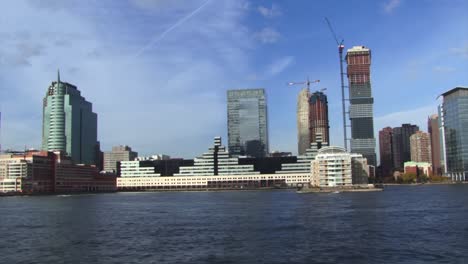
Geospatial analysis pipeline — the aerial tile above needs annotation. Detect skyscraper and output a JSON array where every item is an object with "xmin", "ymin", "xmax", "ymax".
[
  {"xmin": 227, "ymin": 89, "xmax": 268, "ymax": 157},
  {"xmin": 309, "ymin": 91, "xmax": 330, "ymax": 146},
  {"xmin": 440, "ymin": 87, "xmax": 468, "ymax": 181},
  {"xmin": 346, "ymin": 46, "xmax": 376, "ymax": 166},
  {"xmin": 392, "ymin": 124, "xmax": 419, "ymax": 170},
  {"xmin": 297, "ymin": 88, "xmax": 310, "ymax": 155},
  {"xmin": 428, "ymin": 114, "xmax": 442, "ymax": 175},
  {"xmin": 410, "ymin": 131, "xmax": 432, "ymax": 163},
  {"xmin": 42, "ymin": 71, "xmax": 98, "ymax": 165},
  {"xmin": 379, "ymin": 127, "xmax": 393, "ymax": 177}
]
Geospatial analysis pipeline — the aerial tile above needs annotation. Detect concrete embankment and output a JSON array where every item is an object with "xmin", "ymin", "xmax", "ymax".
[{"xmin": 297, "ymin": 185, "xmax": 383, "ymax": 193}]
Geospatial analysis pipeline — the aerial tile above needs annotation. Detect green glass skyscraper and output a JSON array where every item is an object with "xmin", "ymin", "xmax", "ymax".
[{"xmin": 42, "ymin": 71, "xmax": 98, "ymax": 165}]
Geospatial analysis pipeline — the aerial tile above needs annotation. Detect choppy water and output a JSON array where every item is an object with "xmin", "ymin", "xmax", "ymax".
[{"xmin": 1, "ymin": 185, "xmax": 467, "ymax": 264}]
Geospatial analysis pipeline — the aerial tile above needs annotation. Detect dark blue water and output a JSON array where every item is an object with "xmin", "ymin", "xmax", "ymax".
[{"xmin": 1, "ymin": 185, "xmax": 467, "ymax": 264}]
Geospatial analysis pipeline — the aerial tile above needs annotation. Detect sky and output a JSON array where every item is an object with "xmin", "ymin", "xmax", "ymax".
[{"xmin": 0, "ymin": 0, "xmax": 467, "ymax": 161}]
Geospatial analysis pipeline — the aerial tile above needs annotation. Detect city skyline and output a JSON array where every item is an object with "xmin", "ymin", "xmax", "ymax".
[{"xmin": 0, "ymin": 0, "xmax": 467, "ymax": 159}]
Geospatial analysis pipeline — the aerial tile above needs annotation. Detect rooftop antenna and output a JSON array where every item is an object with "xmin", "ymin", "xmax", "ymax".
[{"xmin": 325, "ymin": 17, "xmax": 348, "ymax": 151}]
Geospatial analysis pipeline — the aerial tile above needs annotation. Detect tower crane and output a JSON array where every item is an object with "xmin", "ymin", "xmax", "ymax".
[
  {"xmin": 287, "ymin": 78, "xmax": 320, "ymax": 91},
  {"xmin": 325, "ymin": 17, "xmax": 348, "ymax": 151}
]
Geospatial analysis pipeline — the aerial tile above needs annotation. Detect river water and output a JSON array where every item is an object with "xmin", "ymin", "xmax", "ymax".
[{"xmin": 0, "ymin": 185, "xmax": 467, "ymax": 263}]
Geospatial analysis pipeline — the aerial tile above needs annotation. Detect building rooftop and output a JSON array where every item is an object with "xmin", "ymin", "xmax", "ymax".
[
  {"xmin": 441, "ymin": 86, "xmax": 468, "ymax": 97},
  {"xmin": 347, "ymin": 46, "xmax": 370, "ymax": 53}
]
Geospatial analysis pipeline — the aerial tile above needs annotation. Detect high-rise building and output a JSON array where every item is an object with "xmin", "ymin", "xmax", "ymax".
[
  {"xmin": 42, "ymin": 71, "xmax": 98, "ymax": 165},
  {"xmin": 346, "ymin": 46, "xmax": 376, "ymax": 166},
  {"xmin": 297, "ymin": 88, "xmax": 310, "ymax": 155},
  {"xmin": 309, "ymin": 91, "xmax": 330, "ymax": 146},
  {"xmin": 392, "ymin": 124, "xmax": 419, "ymax": 170},
  {"xmin": 227, "ymin": 89, "xmax": 269, "ymax": 157},
  {"xmin": 103, "ymin": 145, "xmax": 138, "ymax": 173},
  {"xmin": 379, "ymin": 127, "xmax": 393, "ymax": 176},
  {"xmin": 440, "ymin": 87, "xmax": 468, "ymax": 181},
  {"xmin": 428, "ymin": 114, "xmax": 442, "ymax": 175},
  {"xmin": 410, "ymin": 131, "xmax": 432, "ymax": 163}
]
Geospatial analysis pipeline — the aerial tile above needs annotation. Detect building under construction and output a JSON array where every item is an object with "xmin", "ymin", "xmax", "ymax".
[{"xmin": 346, "ymin": 46, "xmax": 376, "ymax": 167}]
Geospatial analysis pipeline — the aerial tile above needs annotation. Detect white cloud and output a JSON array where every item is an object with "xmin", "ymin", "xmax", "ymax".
[
  {"xmin": 375, "ymin": 104, "xmax": 438, "ymax": 133},
  {"xmin": 258, "ymin": 4, "xmax": 282, "ymax": 18},
  {"xmin": 254, "ymin": 27, "xmax": 281, "ymax": 44},
  {"xmin": 450, "ymin": 43, "xmax": 468, "ymax": 59},
  {"xmin": 266, "ymin": 56, "xmax": 295, "ymax": 76},
  {"xmin": 433, "ymin": 66, "xmax": 456, "ymax": 73},
  {"xmin": 383, "ymin": 0, "xmax": 402, "ymax": 14}
]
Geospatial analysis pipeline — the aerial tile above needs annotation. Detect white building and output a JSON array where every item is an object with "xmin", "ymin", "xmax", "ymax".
[
  {"xmin": 278, "ymin": 133, "xmax": 328, "ymax": 173},
  {"xmin": 119, "ymin": 161, "xmax": 161, "ymax": 177},
  {"xmin": 311, "ymin": 146, "xmax": 369, "ymax": 188},
  {"xmin": 175, "ymin": 137, "xmax": 259, "ymax": 176}
]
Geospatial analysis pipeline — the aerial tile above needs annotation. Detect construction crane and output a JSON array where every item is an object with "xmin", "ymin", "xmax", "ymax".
[
  {"xmin": 325, "ymin": 17, "xmax": 348, "ymax": 151},
  {"xmin": 287, "ymin": 78, "xmax": 320, "ymax": 91}
]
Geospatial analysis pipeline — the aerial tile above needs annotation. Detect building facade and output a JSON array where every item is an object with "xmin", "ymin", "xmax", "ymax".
[
  {"xmin": 278, "ymin": 133, "xmax": 328, "ymax": 173},
  {"xmin": 42, "ymin": 71, "xmax": 98, "ymax": 165},
  {"xmin": 440, "ymin": 87, "xmax": 468, "ymax": 181},
  {"xmin": 310, "ymin": 146, "xmax": 369, "ymax": 188},
  {"xmin": 297, "ymin": 88, "xmax": 311, "ymax": 155},
  {"xmin": 227, "ymin": 89, "xmax": 269, "ymax": 157},
  {"xmin": 309, "ymin": 91, "xmax": 330, "ymax": 146},
  {"xmin": 104, "ymin": 145, "xmax": 138, "ymax": 173},
  {"xmin": 428, "ymin": 114, "xmax": 442, "ymax": 175},
  {"xmin": 175, "ymin": 137, "xmax": 259, "ymax": 176},
  {"xmin": 346, "ymin": 46, "xmax": 376, "ymax": 166},
  {"xmin": 0, "ymin": 151, "xmax": 115, "ymax": 193},
  {"xmin": 379, "ymin": 127, "xmax": 393, "ymax": 177},
  {"xmin": 410, "ymin": 131, "xmax": 432, "ymax": 164},
  {"xmin": 392, "ymin": 124, "xmax": 419, "ymax": 170},
  {"xmin": 404, "ymin": 161, "xmax": 432, "ymax": 177}
]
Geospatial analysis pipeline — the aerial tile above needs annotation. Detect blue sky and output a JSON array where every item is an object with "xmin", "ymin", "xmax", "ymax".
[{"xmin": 0, "ymin": 0, "xmax": 467, "ymax": 160}]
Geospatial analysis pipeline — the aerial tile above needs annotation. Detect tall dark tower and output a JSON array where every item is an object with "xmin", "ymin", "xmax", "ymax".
[
  {"xmin": 379, "ymin": 127, "xmax": 393, "ymax": 176},
  {"xmin": 346, "ymin": 46, "xmax": 376, "ymax": 166},
  {"xmin": 309, "ymin": 91, "xmax": 329, "ymax": 145}
]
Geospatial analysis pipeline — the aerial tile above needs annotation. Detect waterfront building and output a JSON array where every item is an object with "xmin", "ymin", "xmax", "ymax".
[
  {"xmin": 238, "ymin": 156, "xmax": 297, "ymax": 174},
  {"xmin": 440, "ymin": 87, "xmax": 468, "ymax": 181},
  {"xmin": 278, "ymin": 133, "xmax": 328, "ymax": 173},
  {"xmin": 404, "ymin": 161, "xmax": 432, "ymax": 177},
  {"xmin": 103, "ymin": 145, "xmax": 138, "ymax": 173},
  {"xmin": 428, "ymin": 114, "xmax": 442, "ymax": 175},
  {"xmin": 118, "ymin": 159, "xmax": 193, "ymax": 177},
  {"xmin": 346, "ymin": 46, "xmax": 376, "ymax": 166},
  {"xmin": 227, "ymin": 89, "xmax": 269, "ymax": 157},
  {"xmin": 410, "ymin": 131, "xmax": 432, "ymax": 164},
  {"xmin": 117, "ymin": 173, "xmax": 311, "ymax": 191},
  {"xmin": 379, "ymin": 127, "xmax": 394, "ymax": 177},
  {"xmin": 42, "ymin": 71, "xmax": 99, "ymax": 165},
  {"xmin": 0, "ymin": 151, "xmax": 115, "ymax": 193},
  {"xmin": 392, "ymin": 124, "xmax": 419, "ymax": 170},
  {"xmin": 310, "ymin": 146, "xmax": 369, "ymax": 187},
  {"xmin": 175, "ymin": 137, "xmax": 259, "ymax": 176},
  {"xmin": 297, "ymin": 88, "xmax": 310, "ymax": 155},
  {"xmin": 309, "ymin": 91, "xmax": 330, "ymax": 146}
]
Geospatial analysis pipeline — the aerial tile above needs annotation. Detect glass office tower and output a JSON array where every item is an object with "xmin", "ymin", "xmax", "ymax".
[
  {"xmin": 42, "ymin": 71, "xmax": 98, "ymax": 165},
  {"xmin": 227, "ymin": 89, "xmax": 269, "ymax": 157},
  {"xmin": 441, "ymin": 87, "xmax": 468, "ymax": 181}
]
